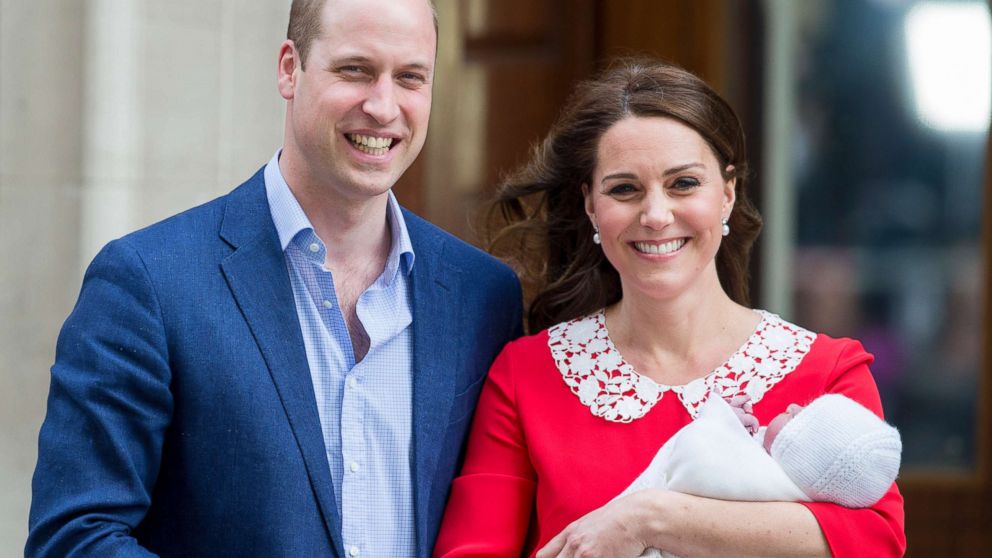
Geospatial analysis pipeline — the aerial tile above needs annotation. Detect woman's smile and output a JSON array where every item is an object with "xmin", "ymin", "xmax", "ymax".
[{"xmin": 631, "ymin": 238, "xmax": 688, "ymax": 256}]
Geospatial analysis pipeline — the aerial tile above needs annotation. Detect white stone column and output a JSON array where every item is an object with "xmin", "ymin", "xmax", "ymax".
[
  {"xmin": 762, "ymin": 0, "xmax": 798, "ymax": 318},
  {"xmin": 79, "ymin": 0, "xmax": 144, "ymax": 273}
]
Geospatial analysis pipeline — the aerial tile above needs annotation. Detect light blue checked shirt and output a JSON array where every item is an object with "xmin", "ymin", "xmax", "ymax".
[{"xmin": 264, "ymin": 152, "xmax": 416, "ymax": 558}]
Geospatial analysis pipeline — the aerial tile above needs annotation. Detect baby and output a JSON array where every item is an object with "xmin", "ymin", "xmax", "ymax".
[{"xmin": 619, "ymin": 393, "xmax": 902, "ymax": 558}]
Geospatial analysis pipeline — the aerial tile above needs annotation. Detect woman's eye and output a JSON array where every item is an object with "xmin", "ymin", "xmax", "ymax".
[
  {"xmin": 671, "ymin": 177, "xmax": 701, "ymax": 191},
  {"xmin": 607, "ymin": 183, "xmax": 637, "ymax": 196}
]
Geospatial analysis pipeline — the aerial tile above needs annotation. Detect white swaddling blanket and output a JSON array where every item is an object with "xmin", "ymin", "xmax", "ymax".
[{"xmin": 615, "ymin": 396, "xmax": 809, "ymax": 558}]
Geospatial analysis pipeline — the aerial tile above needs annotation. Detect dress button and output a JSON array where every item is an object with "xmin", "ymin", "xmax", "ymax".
[
  {"xmin": 348, "ymin": 376, "xmax": 358, "ymax": 389},
  {"xmin": 349, "ymin": 461, "xmax": 360, "ymax": 473},
  {"xmin": 323, "ymin": 299, "xmax": 333, "ymax": 309},
  {"xmin": 309, "ymin": 242, "xmax": 320, "ymax": 253},
  {"xmin": 349, "ymin": 545, "xmax": 360, "ymax": 556}
]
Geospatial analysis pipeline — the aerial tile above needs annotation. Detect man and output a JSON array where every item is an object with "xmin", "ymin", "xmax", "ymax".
[{"xmin": 26, "ymin": 0, "xmax": 522, "ymax": 556}]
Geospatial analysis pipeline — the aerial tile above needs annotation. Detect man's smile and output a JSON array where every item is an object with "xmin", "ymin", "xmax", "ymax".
[{"xmin": 346, "ymin": 133, "xmax": 398, "ymax": 156}]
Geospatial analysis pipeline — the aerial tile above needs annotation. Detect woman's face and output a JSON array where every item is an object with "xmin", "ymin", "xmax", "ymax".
[{"xmin": 584, "ymin": 116, "xmax": 735, "ymax": 303}]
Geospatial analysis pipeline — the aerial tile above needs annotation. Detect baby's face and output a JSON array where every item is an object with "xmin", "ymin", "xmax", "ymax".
[{"xmin": 763, "ymin": 403, "xmax": 804, "ymax": 453}]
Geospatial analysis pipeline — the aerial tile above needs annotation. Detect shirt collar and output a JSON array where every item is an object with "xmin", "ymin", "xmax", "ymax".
[{"xmin": 264, "ymin": 150, "xmax": 415, "ymax": 279}]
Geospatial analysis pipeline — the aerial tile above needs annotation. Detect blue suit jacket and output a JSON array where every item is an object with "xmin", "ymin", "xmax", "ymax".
[{"xmin": 27, "ymin": 168, "xmax": 523, "ymax": 557}]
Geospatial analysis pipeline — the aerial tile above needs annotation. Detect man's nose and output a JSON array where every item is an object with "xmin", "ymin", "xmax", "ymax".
[
  {"xmin": 640, "ymin": 190, "xmax": 674, "ymax": 229},
  {"xmin": 363, "ymin": 76, "xmax": 401, "ymax": 124}
]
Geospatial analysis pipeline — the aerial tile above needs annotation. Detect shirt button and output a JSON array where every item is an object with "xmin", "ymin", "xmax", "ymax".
[
  {"xmin": 348, "ymin": 376, "xmax": 358, "ymax": 389},
  {"xmin": 322, "ymin": 299, "xmax": 333, "ymax": 309},
  {"xmin": 349, "ymin": 545, "xmax": 360, "ymax": 556},
  {"xmin": 309, "ymin": 242, "xmax": 320, "ymax": 253},
  {"xmin": 349, "ymin": 461, "xmax": 360, "ymax": 473}
]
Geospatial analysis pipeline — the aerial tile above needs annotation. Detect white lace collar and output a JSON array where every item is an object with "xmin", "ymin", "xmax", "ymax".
[{"xmin": 547, "ymin": 310, "xmax": 816, "ymax": 423}]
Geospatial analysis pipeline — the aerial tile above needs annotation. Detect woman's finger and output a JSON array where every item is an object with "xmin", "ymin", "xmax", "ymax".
[{"xmin": 537, "ymin": 523, "xmax": 572, "ymax": 558}]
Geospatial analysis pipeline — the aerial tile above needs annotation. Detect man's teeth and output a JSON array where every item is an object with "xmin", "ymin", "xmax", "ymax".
[
  {"xmin": 348, "ymin": 134, "xmax": 394, "ymax": 155},
  {"xmin": 633, "ymin": 239, "xmax": 686, "ymax": 255}
]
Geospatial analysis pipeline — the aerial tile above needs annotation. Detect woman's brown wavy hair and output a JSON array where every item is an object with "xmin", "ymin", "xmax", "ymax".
[{"xmin": 485, "ymin": 59, "xmax": 763, "ymax": 333}]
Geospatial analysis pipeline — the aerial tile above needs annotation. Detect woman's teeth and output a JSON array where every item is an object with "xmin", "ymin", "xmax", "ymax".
[
  {"xmin": 348, "ymin": 134, "xmax": 394, "ymax": 156},
  {"xmin": 633, "ymin": 239, "xmax": 687, "ymax": 255}
]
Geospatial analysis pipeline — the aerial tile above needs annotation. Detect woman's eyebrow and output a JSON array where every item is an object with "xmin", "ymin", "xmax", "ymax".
[
  {"xmin": 601, "ymin": 162, "xmax": 704, "ymax": 183},
  {"xmin": 662, "ymin": 162, "xmax": 704, "ymax": 176},
  {"xmin": 601, "ymin": 172, "xmax": 637, "ymax": 183}
]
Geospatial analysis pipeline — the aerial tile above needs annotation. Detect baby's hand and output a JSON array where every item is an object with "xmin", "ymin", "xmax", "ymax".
[
  {"xmin": 727, "ymin": 395, "xmax": 759, "ymax": 435},
  {"xmin": 763, "ymin": 403, "xmax": 805, "ymax": 453}
]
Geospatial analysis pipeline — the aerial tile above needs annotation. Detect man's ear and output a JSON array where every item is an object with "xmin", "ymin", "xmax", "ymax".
[{"xmin": 277, "ymin": 40, "xmax": 299, "ymax": 101}]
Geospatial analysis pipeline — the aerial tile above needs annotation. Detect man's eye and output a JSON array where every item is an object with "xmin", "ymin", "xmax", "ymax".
[{"xmin": 398, "ymin": 73, "xmax": 427, "ymax": 86}]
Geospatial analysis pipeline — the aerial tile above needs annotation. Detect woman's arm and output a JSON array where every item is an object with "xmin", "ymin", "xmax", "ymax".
[
  {"xmin": 538, "ymin": 489, "xmax": 828, "ymax": 558},
  {"xmin": 434, "ymin": 344, "xmax": 536, "ymax": 557}
]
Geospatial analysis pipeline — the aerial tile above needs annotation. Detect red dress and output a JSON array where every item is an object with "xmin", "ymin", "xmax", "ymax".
[{"xmin": 434, "ymin": 310, "xmax": 906, "ymax": 557}]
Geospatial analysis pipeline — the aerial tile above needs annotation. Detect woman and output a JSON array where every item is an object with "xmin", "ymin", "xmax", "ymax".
[{"xmin": 434, "ymin": 60, "xmax": 905, "ymax": 557}]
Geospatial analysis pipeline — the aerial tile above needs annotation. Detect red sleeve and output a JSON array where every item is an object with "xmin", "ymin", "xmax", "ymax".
[
  {"xmin": 433, "ymin": 343, "xmax": 536, "ymax": 557},
  {"xmin": 801, "ymin": 339, "xmax": 907, "ymax": 558}
]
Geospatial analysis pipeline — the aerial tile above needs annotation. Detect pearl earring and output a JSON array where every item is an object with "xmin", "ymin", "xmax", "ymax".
[
  {"xmin": 721, "ymin": 218, "xmax": 730, "ymax": 237},
  {"xmin": 592, "ymin": 225, "xmax": 601, "ymax": 245}
]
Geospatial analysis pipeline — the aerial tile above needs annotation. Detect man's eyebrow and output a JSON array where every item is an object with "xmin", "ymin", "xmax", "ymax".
[
  {"xmin": 400, "ymin": 62, "xmax": 433, "ymax": 74},
  {"xmin": 326, "ymin": 55, "xmax": 372, "ymax": 68},
  {"xmin": 326, "ymin": 56, "xmax": 433, "ymax": 74}
]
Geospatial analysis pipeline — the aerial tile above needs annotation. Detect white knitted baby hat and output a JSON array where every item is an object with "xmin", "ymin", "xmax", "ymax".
[{"xmin": 770, "ymin": 394, "xmax": 902, "ymax": 508}]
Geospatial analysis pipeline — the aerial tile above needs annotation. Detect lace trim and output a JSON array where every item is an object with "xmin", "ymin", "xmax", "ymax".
[{"xmin": 547, "ymin": 310, "xmax": 816, "ymax": 423}]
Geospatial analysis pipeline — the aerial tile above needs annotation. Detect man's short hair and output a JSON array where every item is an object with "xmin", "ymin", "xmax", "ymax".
[{"xmin": 288, "ymin": 0, "xmax": 438, "ymax": 71}]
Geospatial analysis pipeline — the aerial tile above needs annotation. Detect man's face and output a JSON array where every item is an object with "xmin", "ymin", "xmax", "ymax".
[{"xmin": 280, "ymin": 0, "xmax": 436, "ymax": 202}]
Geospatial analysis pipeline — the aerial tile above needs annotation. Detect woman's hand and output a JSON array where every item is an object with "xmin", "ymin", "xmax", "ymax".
[
  {"xmin": 536, "ymin": 486, "xmax": 830, "ymax": 558},
  {"xmin": 537, "ymin": 489, "xmax": 665, "ymax": 558}
]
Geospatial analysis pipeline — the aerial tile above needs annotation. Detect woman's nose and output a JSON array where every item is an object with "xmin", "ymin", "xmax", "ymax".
[{"xmin": 640, "ymin": 191, "xmax": 674, "ymax": 229}]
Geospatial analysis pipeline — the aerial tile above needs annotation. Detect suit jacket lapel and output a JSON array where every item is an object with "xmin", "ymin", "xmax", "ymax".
[
  {"xmin": 218, "ymin": 173, "xmax": 342, "ymax": 556},
  {"xmin": 406, "ymin": 214, "xmax": 461, "ymax": 556}
]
